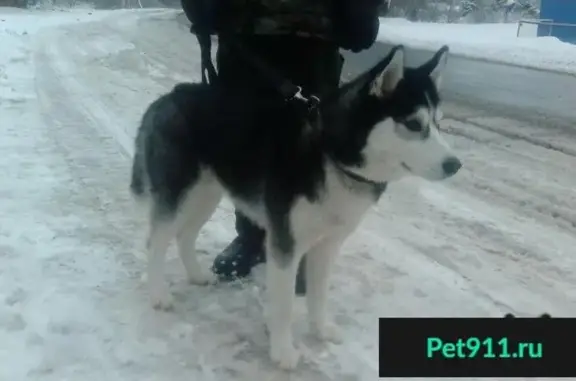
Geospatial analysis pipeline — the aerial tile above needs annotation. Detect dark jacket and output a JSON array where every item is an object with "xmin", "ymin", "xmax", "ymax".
[
  {"xmin": 181, "ymin": 0, "xmax": 385, "ymax": 53},
  {"xmin": 182, "ymin": 0, "xmax": 384, "ymax": 96}
]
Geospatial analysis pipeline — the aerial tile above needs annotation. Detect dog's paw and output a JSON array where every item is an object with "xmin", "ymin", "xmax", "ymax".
[
  {"xmin": 270, "ymin": 342, "xmax": 300, "ymax": 370},
  {"xmin": 310, "ymin": 321, "xmax": 343, "ymax": 343},
  {"xmin": 150, "ymin": 289, "xmax": 175, "ymax": 311},
  {"xmin": 188, "ymin": 271, "xmax": 217, "ymax": 286}
]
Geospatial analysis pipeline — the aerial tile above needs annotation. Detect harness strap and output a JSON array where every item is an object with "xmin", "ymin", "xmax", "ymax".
[{"xmin": 192, "ymin": 25, "xmax": 218, "ymax": 85}]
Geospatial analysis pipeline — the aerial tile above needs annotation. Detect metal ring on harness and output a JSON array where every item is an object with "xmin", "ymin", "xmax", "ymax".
[{"xmin": 289, "ymin": 86, "xmax": 321, "ymax": 113}]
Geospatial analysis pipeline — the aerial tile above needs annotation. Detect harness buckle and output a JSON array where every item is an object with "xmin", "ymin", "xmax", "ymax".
[{"xmin": 289, "ymin": 86, "xmax": 321, "ymax": 113}]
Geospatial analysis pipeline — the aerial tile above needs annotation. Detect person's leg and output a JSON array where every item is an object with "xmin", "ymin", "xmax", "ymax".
[
  {"xmin": 211, "ymin": 42, "xmax": 268, "ymax": 280},
  {"xmin": 211, "ymin": 40, "xmax": 305, "ymax": 292}
]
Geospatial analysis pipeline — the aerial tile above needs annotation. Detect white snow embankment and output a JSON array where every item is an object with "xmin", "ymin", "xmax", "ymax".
[{"xmin": 378, "ymin": 18, "xmax": 576, "ymax": 75}]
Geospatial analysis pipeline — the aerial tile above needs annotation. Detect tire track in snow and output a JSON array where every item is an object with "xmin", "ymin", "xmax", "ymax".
[
  {"xmin": 435, "ymin": 115, "xmax": 576, "ymax": 235},
  {"xmin": 38, "ymin": 34, "xmax": 135, "ymax": 158},
  {"xmin": 367, "ymin": 175, "xmax": 576, "ymax": 316},
  {"xmin": 447, "ymin": 114, "xmax": 576, "ymax": 157}
]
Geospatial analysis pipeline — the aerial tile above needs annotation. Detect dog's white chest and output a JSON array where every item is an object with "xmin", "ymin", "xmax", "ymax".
[{"xmin": 289, "ymin": 169, "xmax": 376, "ymax": 242}]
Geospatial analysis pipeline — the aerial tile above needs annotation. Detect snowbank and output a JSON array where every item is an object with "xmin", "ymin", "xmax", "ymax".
[
  {"xmin": 378, "ymin": 18, "xmax": 576, "ymax": 75},
  {"xmin": 0, "ymin": 7, "xmax": 167, "ymax": 33},
  {"xmin": 0, "ymin": 8, "xmax": 113, "ymax": 33}
]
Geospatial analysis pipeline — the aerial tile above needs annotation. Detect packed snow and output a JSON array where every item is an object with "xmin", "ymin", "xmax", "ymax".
[
  {"xmin": 1, "ymin": 7, "xmax": 575, "ymax": 381},
  {"xmin": 379, "ymin": 17, "xmax": 576, "ymax": 75}
]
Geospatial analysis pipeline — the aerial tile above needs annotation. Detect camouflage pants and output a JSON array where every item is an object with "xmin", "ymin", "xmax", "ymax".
[{"xmin": 217, "ymin": 35, "xmax": 343, "ymax": 100}]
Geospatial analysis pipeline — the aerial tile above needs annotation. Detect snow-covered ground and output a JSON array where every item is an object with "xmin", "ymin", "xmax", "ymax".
[
  {"xmin": 379, "ymin": 18, "xmax": 576, "ymax": 75},
  {"xmin": 1, "ymin": 7, "xmax": 575, "ymax": 381}
]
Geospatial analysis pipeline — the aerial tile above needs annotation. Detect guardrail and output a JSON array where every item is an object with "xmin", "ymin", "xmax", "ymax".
[{"xmin": 517, "ymin": 18, "xmax": 576, "ymax": 38}]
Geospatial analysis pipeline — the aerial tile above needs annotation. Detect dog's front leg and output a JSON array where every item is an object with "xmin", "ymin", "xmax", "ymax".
[
  {"xmin": 265, "ymin": 237, "xmax": 302, "ymax": 370},
  {"xmin": 306, "ymin": 234, "xmax": 346, "ymax": 343}
]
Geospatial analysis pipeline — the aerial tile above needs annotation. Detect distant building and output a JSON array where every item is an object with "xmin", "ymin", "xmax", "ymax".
[{"xmin": 538, "ymin": 0, "xmax": 576, "ymax": 43}]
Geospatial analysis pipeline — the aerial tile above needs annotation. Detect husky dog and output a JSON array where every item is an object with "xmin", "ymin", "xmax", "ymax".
[{"xmin": 130, "ymin": 45, "xmax": 461, "ymax": 369}]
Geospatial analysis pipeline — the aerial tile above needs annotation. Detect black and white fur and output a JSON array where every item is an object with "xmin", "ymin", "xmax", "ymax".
[{"xmin": 130, "ymin": 45, "xmax": 461, "ymax": 369}]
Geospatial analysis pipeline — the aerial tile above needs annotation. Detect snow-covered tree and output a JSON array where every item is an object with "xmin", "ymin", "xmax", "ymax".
[
  {"xmin": 461, "ymin": 0, "xmax": 479, "ymax": 17},
  {"xmin": 459, "ymin": 0, "xmax": 539, "ymax": 22},
  {"xmin": 385, "ymin": 0, "xmax": 539, "ymax": 23},
  {"xmin": 517, "ymin": 1, "xmax": 539, "ymax": 17}
]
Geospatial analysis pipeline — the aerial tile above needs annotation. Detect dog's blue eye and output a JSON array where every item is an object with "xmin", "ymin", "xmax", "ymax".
[{"xmin": 404, "ymin": 120, "xmax": 422, "ymax": 132}]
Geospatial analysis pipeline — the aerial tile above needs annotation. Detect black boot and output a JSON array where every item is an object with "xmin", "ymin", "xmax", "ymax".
[
  {"xmin": 212, "ymin": 211, "xmax": 307, "ymax": 295},
  {"xmin": 212, "ymin": 211, "xmax": 265, "ymax": 280}
]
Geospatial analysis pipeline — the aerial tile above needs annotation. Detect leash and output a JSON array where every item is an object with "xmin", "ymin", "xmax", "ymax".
[
  {"xmin": 196, "ymin": 30, "xmax": 219, "ymax": 86},
  {"xmin": 189, "ymin": 22, "xmax": 219, "ymax": 86},
  {"xmin": 191, "ymin": 22, "xmax": 321, "ymax": 114},
  {"xmin": 223, "ymin": 37, "xmax": 321, "ymax": 113}
]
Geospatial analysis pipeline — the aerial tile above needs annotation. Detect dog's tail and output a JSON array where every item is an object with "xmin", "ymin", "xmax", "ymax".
[
  {"xmin": 130, "ymin": 148, "xmax": 147, "ymax": 199},
  {"xmin": 130, "ymin": 152, "xmax": 145, "ymax": 197},
  {"xmin": 130, "ymin": 158, "xmax": 143, "ymax": 196},
  {"xmin": 130, "ymin": 101, "xmax": 156, "ymax": 200}
]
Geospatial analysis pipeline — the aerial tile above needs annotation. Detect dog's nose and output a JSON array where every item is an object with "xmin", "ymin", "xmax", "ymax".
[{"xmin": 442, "ymin": 157, "xmax": 462, "ymax": 177}]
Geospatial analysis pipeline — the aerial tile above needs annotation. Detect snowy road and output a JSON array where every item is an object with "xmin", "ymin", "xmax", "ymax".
[{"xmin": 1, "ymin": 8, "xmax": 575, "ymax": 381}]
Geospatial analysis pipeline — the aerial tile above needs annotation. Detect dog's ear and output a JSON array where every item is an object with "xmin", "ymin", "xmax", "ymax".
[
  {"xmin": 422, "ymin": 45, "xmax": 449, "ymax": 90},
  {"xmin": 370, "ymin": 45, "xmax": 404, "ymax": 97},
  {"xmin": 504, "ymin": 313, "xmax": 516, "ymax": 318}
]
